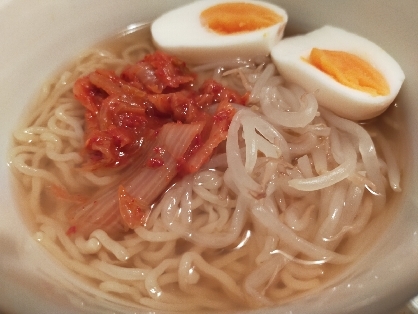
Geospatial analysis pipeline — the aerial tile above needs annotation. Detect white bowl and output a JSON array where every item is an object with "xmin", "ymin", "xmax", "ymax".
[{"xmin": 0, "ymin": 1, "xmax": 417, "ymax": 313}]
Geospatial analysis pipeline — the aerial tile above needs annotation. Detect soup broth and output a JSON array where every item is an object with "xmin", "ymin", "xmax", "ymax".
[{"xmin": 9, "ymin": 24, "xmax": 405, "ymax": 312}]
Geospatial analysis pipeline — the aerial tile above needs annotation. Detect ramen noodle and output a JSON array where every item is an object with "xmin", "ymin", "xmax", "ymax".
[{"xmin": 9, "ymin": 25, "xmax": 403, "ymax": 312}]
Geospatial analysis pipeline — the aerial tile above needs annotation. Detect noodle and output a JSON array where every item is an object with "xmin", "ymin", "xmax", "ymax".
[{"xmin": 9, "ymin": 25, "xmax": 403, "ymax": 312}]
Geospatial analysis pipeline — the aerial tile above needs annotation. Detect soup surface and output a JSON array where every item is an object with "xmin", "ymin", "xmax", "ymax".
[{"xmin": 9, "ymin": 24, "xmax": 404, "ymax": 312}]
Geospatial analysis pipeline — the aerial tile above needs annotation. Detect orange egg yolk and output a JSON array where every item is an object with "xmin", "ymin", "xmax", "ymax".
[
  {"xmin": 200, "ymin": 2, "xmax": 282, "ymax": 35},
  {"xmin": 309, "ymin": 48, "xmax": 390, "ymax": 96}
]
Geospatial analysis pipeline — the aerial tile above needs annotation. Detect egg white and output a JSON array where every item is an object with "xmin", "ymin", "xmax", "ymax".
[
  {"xmin": 271, "ymin": 26, "xmax": 405, "ymax": 120},
  {"xmin": 151, "ymin": 0, "xmax": 288, "ymax": 64}
]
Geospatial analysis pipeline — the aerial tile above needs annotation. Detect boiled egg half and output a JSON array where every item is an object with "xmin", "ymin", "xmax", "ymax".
[
  {"xmin": 151, "ymin": 0, "xmax": 288, "ymax": 64},
  {"xmin": 271, "ymin": 26, "xmax": 405, "ymax": 120}
]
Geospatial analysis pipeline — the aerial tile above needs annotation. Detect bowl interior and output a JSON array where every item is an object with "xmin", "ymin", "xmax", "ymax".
[{"xmin": 0, "ymin": 1, "xmax": 418, "ymax": 313}]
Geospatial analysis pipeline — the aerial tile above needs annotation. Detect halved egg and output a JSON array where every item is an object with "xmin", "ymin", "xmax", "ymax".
[
  {"xmin": 271, "ymin": 26, "xmax": 405, "ymax": 120},
  {"xmin": 151, "ymin": 0, "xmax": 288, "ymax": 64}
]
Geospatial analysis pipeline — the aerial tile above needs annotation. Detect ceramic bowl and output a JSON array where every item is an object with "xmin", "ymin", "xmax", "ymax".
[{"xmin": 0, "ymin": 1, "xmax": 417, "ymax": 313}]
